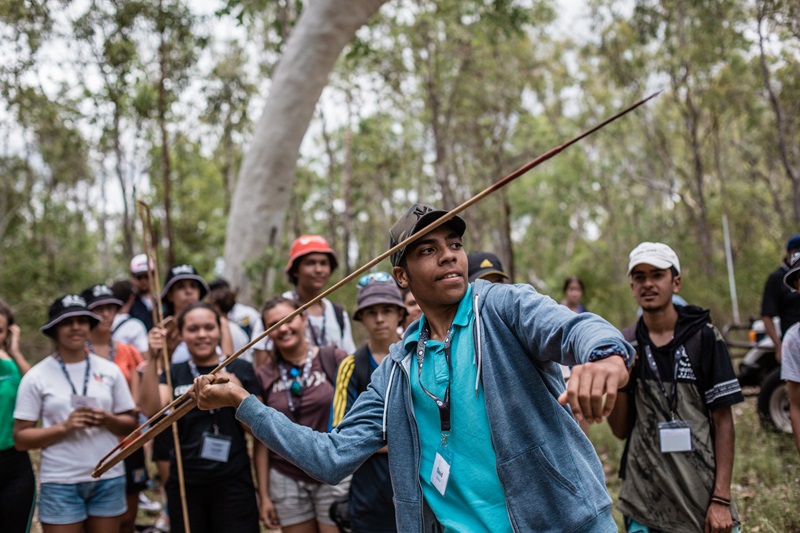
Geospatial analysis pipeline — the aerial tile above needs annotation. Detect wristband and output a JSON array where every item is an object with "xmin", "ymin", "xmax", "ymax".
[{"xmin": 710, "ymin": 495, "xmax": 731, "ymax": 507}]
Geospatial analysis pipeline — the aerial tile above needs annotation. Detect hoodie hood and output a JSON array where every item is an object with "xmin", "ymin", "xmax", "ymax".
[{"xmin": 637, "ymin": 304, "xmax": 710, "ymax": 353}]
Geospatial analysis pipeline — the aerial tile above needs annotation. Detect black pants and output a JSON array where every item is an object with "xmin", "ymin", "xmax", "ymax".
[
  {"xmin": 166, "ymin": 467, "xmax": 259, "ymax": 533},
  {"xmin": 0, "ymin": 447, "xmax": 36, "ymax": 533}
]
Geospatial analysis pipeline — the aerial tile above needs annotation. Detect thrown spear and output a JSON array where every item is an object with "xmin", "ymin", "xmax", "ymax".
[{"xmin": 93, "ymin": 90, "xmax": 661, "ymax": 478}]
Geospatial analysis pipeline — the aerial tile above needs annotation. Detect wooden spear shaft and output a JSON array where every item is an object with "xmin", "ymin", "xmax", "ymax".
[
  {"xmin": 93, "ymin": 90, "xmax": 660, "ymax": 477},
  {"xmin": 137, "ymin": 201, "xmax": 192, "ymax": 533}
]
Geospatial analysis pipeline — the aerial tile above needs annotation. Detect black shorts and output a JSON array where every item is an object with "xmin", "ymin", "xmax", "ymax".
[
  {"xmin": 166, "ymin": 467, "xmax": 259, "ymax": 533},
  {"xmin": 124, "ymin": 446, "xmax": 149, "ymax": 494}
]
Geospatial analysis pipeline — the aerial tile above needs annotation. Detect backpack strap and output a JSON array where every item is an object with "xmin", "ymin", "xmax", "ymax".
[
  {"xmin": 331, "ymin": 303, "xmax": 346, "ymax": 336},
  {"xmin": 680, "ymin": 324, "xmax": 709, "ymax": 393},
  {"xmin": 112, "ymin": 316, "xmax": 132, "ymax": 335},
  {"xmin": 318, "ymin": 345, "xmax": 341, "ymax": 385},
  {"xmin": 353, "ymin": 345, "xmax": 373, "ymax": 395}
]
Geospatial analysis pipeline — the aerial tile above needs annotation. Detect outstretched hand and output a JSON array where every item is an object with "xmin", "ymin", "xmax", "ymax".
[
  {"xmin": 557, "ymin": 356, "xmax": 629, "ymax": 424},
  {"xmin": 188, "ymin": 374, "xmax": 249, "ymax": 411}
]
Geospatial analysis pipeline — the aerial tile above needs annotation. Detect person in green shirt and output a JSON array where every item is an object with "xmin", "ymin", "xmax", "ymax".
[{"xmin": 0, "ymin": 299, "xmax": 35, "ymax": 533}]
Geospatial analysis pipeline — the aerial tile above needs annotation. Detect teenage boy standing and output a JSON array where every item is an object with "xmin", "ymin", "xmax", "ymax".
[
  {"xmin": 251, "ymin": 235, "xmax": 356, "ymax": 367},
  {"xmin": 331, "ymin": 272, "xmax": 405, "ymax": 533},
  {"xmin": 190, "ymin": 204, "xmax": 633, "ymax": 532},
  {"xmin": 608, "ymin": 242, "xmax": 743, "ymax": 533},
  {"xmin": 129, "ymin": 254, "xmax": 155, "ymax": 331}
]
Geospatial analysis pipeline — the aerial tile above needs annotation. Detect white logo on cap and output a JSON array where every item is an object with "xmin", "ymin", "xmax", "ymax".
[
  {"xmin": 92, "ymin": 285, "xmax": 113, "ymax": 297},
  {"xmin": 172, "ymin": 265, "xmax": 194, "ymax": 275},
  {"xmin": 62, "ymin": 295, "xmax": 86, "ymax": 308}
]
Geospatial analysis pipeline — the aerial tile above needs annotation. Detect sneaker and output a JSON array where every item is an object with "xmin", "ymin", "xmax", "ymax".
[
  {"xmin": 154, "ymin": 514, "xmax": 170, "ymax": 533},
  {"xmin": 139, "ymin": 493, "xmax": 162, "ymax": 513}
]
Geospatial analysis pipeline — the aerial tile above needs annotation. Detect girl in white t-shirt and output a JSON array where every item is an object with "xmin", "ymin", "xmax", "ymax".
[{"xmin": 13, "ymin": 294, "xmax": 137, "ymax": 533}]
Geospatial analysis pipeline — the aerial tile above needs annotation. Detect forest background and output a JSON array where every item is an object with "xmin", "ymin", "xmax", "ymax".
[
  {"xmin": 4, "ymin": 1, "xmax": 800, "ymax": 529},
  {"xmin": 2, "ymin": 0, "xmax": 800, "ymax": 358}
]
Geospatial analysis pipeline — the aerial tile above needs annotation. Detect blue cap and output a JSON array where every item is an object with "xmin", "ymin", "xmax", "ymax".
[{"xmin": 787, "ymin": 234, "xmax": 800, "ymax": 253}]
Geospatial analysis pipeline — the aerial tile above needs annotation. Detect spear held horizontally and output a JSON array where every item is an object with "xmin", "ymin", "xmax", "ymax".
[{"xmin": 93, "ymin": 90, "xmax": 661, "ymax": 478}]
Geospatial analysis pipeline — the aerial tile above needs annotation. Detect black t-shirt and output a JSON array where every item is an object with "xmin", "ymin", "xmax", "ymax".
[
  {"xmin": 160, "ymin": 358, "xmax": 261, "ymax": 485},
  {"xmin": 761, "ymin": 263, "xmax": 800, "ymax": 337}
]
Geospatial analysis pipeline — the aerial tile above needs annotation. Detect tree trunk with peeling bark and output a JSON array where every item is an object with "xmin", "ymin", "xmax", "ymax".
[{"xmin": 223, "ymin": 0, "xmax": 388, "ymax": 303}]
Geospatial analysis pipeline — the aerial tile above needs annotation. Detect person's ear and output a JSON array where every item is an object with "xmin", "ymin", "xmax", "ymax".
[
  {"xmin": 393, "ymin": 266, "xmax": 409, "ymax": 289},
  {"xmin": 672, "ymin": 275, "xmax": 682, "ymax": 293}
]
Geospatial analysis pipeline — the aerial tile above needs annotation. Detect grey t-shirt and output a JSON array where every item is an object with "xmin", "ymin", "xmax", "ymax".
[{"xmin": 782, "ymin": 323, "xmax": 800, "ymax": 382}]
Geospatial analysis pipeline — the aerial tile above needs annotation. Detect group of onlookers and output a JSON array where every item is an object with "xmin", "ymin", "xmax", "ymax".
[{"xmin": 3, "ymin": 217, "xmax": 800, "ymax": 533}]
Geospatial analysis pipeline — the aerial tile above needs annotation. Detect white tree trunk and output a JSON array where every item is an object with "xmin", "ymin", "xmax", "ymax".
[{"xmin": 223, "ymin": 0, "xmax": 388, "ymax": 302}]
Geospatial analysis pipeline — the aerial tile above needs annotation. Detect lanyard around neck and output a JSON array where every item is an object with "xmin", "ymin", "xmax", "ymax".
[
  {"xmin": 55, "ymin": 353, "xmax": 90, "ymax": 397},
  {"xmin": 86, "ymin": 339, "xmax": 115, "ymax": 363},
  {"xmin": 416, "ymin": 322, "xmax": 453, "ymax": 436},
  {"xmin": 187, "ymin": 354, "xmax": 226, "ymax": 380},
  {"xmin": 643, "ymin": 344, "xmax": 682, "ymax": 418},
  {"xmin": 187, "ymin": 354, "xmax": 226, "ymax": 414},
  {"xmin": 295, "ymin": 290, "xmax": 328, "ymax": 347}
]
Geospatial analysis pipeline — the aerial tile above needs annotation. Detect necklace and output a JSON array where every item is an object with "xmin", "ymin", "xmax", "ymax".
[
  {"xmin": 86, "ymin": 339, "xmax": 116, "ymax": 363},
  {"xmin": 278, "ymin": 347, "xmax": 314, "ymax": 413}
]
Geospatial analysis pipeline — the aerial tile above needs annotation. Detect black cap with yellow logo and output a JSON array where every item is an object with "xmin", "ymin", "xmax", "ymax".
[{"xmin": 467, "ymin": 251, "xmax": 509, "ymax": 282}]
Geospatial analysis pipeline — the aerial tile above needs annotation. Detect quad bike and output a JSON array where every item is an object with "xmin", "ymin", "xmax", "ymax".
[{"xmin": 728, "ymin": 318, "xmax": 791, "ymax": 433}]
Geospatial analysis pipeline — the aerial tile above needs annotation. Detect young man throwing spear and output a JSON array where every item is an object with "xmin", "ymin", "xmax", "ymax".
[{"xmin": 190, "ymin": 204, "xmax": 634, "ymax": 532}]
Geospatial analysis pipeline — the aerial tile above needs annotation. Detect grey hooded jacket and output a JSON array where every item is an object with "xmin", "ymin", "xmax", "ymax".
[{"xmin": 236, "ymin": 280, "xmax": 634, "ymax": 532}]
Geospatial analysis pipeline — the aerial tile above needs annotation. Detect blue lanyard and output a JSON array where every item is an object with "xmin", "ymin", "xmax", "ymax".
[
  {"xmin": 86, "ymin": 340, "xmax": 115, "ymax": 363},
  {"xmin": 416, "ymin": 323, "xmax": 453, "ymax": 434},
  {"xmin": 54, "ymin": 353, "xmax": 90, "ymax": 397}
]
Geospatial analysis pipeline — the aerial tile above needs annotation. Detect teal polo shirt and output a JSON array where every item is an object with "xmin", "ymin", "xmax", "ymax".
[{"xmin": 406, "ymin": 285, "xmax": 512, "ymax": 533}]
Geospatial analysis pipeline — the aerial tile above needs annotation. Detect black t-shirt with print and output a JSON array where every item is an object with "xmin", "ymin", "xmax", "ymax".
[
  {"xmin": 160, "ymin": 359, "xmax": 262, "ymax": 485},
  {"xmin": 618, "ymin": 305, "xmax": 743, "ymax": 532}
]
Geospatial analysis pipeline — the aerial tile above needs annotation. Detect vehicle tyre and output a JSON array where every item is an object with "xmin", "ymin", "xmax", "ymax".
[{"xmin": 757, "ymin": 366, "xmax": 792, "ymax": 433}]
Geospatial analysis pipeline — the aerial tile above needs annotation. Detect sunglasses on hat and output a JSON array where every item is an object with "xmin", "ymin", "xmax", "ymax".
[{"xmin": 358, "ymin": 272, "xmax": 393, "ymax": 286}]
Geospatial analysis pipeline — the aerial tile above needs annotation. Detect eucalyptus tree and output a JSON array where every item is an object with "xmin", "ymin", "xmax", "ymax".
[{"xmin": 223, "ymin": 0, "xmax": 389, "ymax": 302}]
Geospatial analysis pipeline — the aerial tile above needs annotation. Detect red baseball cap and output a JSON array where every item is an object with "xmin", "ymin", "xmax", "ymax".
[{"xmin": 285, "ymin": 235, "xmax": 338, "ymax": 273}]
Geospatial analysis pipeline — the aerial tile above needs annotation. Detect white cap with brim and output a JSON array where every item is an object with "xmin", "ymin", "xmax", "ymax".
[
  {"xmin": 627, "ymin": 242, "xmax": 681, "ymax": 276},
  {"xmin": 130, "ymin": 254, "xmax": 155, "ymax": 274}
]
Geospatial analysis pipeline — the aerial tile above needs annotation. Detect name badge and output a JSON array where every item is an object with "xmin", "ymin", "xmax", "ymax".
[
  {"xmin": 430, "ymin": 445, "xmax": 453, "ymax": 496},
  {"xmin": 200, "ymin": 432, "xmax": 231, "ymax": 462},
  {"xmin": 659, "ymin": 420, "xmax": 693, "ymax": 453},
  {"xmin": 71, "ymin": 395, "xmax": 98, "ymax": 408}
]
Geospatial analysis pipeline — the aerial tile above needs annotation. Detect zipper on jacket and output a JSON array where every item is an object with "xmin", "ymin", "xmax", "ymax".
[
  {"xmin": 473, "ymin": 283, "xmax": 519, "ymax": 533},
  {"xmin": 397, "ymin": 357, "xmax": 427, "ymax": 531}
]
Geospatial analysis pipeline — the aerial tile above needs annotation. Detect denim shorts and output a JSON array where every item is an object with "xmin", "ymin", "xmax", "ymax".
[
  {"xmin": 269, "ymin": 468, "xmax": 350, "ymax": 527},
  {"xmin": 38, "ymin": 476, "xmax": 127, "ymax": 525}
]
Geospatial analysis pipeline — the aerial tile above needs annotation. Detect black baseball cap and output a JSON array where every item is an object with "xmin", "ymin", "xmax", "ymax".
[
  {"xmin": 389, "ymin": 204, "xmax": 466, "ymax": 267},
  {"xmin": 467, "ymin": 251, "xmax": 509, "ymax": 282},
  {"xmin": 784, "ymin": 251, "xmax": 800, "ymax": 290}
]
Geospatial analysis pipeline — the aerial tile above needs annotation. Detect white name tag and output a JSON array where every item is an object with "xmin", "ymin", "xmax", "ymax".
[
  {"xmin": 659, "ymin": 421, "xmax": 693, "ymax": 453},
  {"xmin": 430, "ymin": 449, "xmax": 452, "ymax": 496},
  {"xmin": 200, "ymin": 433, "xmax": 231, "ymax": 462},
  {"xmin": 71, "ymin": 395, "xmax": 98, "ymax": 409}
]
